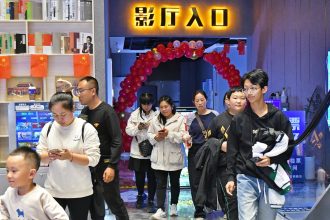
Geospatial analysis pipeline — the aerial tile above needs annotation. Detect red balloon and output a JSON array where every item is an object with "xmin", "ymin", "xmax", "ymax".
[
  {"xmin": 145, "ymin": 67, "xmax": 152, "ymax": 75},
  {"xmin": 224, "ymin": 57, "xmax": 230, "ymax": 65},
  {"xmin": 146, "ymin": 51, "xmax": 154, "ymax": 59},
  {"xmin": 180, "ymin": 43, "xmax": 189, "ymax": 53},
  {"xmin": 185, "ymin": 48, "xmax": 193, "ymax": 58},
  {"xmin": 167, "ymin": 42, "xmax": 174, "ymax": 48},
  {"xmin": 195, "ymin": 48, "xmax": 204, "ymax": 57},
  {"xmin": 152, "ymin": 60, "xmax": 160, "ymax": 68},
  {"xmin": 156, "ymin": 44, "xmax": 166, "ymax": 52}
]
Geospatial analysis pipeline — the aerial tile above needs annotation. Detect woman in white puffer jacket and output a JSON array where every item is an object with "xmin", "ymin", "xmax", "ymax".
[
  {"xmin": 125, "ymin": 93, "xmax": 158, "ymax": 212},
  {"xmin": 148, "ymin": 95, "xmax": 189, "ymax": 219}
]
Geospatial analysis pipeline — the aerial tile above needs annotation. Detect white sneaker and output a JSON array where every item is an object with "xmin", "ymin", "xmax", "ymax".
[
  {"xmin": 150, "ymin": 208, "xmax": 166, "ymax": 219},
  {"xmin": 170, "ymin": 204, "xmax": 178, "ymax": 216}
]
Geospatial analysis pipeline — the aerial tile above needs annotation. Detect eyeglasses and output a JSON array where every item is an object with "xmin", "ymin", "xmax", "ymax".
[
  {"xmin": 52, "ymin": 112, "xmax": 68, "ymax": 119},
  {"xmin": 243, "ymin": 86, "xmax": 260, "ymax": 94},
  {"xmin": 76, "ymin": 87, "xmax": 94, "ymax": 95}
]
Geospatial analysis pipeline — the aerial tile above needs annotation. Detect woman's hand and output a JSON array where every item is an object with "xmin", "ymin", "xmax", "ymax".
[
  {"xmin": 154, "ymin": 134, "xmax": 165, "ymax": 142},
  {"xmin": 57, "ymin": 149, "xmax": 73, "ymax": 161}
]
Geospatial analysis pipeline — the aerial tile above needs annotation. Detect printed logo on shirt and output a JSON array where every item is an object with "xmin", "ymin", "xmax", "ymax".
[
  {"xmin": 94, "ymin": 123, "xmax": 99, "ymax": 128},
  {"xmin": 16, "ymin": 208, "xmax": 24, "ymax": 217},
  {"xmin": 73, "ymin": 135, "xmax": 81, "ymax": 141}
]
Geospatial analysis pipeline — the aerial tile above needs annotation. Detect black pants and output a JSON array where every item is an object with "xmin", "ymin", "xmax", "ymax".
[
  {"xmin": 154, "ymin": 169, "xmax": 182, "ymax": 211},
  {"xmin": 135, "ymin": 168, "xmax": 157, "ymax": 200},
  {"xmin": 90, "ymin": 162, "xmax": 129, "ymax": 220},
  {"xmin": 217, "ymin": 167, "xmax": 238, "ymax": 220},
  {"xmin": 188, "ymin": 146, "xmax": 203, "ymax": 213},
  {"xmin": 55, "ymin": 195, "xmax": 92, "ymax": 220}
]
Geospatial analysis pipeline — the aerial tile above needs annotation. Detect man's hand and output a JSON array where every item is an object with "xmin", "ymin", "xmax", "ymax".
[
  {"xmin": 256, "ymin": 156, "xmax": 271, "ymax": 167},
  {"xmin": 225, "ymin": 181, "xmax": 235, "ymax": 196},
  {"xmin": 103, "ymin": 167, "xmax": 115, "ymax": 183},
  {"xmin": 221, "ymin": 141, "xmax": 227, "ymax": 152}
]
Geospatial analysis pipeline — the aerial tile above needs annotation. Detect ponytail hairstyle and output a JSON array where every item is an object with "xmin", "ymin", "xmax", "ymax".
[{"xmin": 158, "ymin": 95, "xmax": 176, "ymax": 125}]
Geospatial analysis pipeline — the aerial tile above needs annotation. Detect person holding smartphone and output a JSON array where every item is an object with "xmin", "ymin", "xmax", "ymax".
[
  {"xmin": 125, "ymin": 93, "xmax": 158, "ymax": 212},
  {"xmin": 148, "ymin": 95, "xmax": 188, "ymax": 219},
  {"xmin": 36, "ymin": 92, "xmax": 100, "ymax": 220}
]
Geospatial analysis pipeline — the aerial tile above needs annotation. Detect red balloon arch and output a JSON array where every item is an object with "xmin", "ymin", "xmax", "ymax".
[{"xmin": 114, "ymin": 40, "xmax": 242, "ymax": 151}]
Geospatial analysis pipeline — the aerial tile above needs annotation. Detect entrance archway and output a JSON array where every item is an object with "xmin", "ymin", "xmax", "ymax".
[{"xmin": 114, "ymin": 40, "xmax": 242, "ymax": 151}]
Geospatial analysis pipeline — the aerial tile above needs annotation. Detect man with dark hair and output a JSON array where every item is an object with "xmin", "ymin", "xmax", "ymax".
[
  {"xmin": 77, "ymin": 76, "xmax": 129, "ymax": 220},
  {"xmin": 225, "ymin": 69, "xmax": 294, "ymax": 220},
  {"xmin": 82, "ymin": 36, "xmax": 93, "ymax": 54}
]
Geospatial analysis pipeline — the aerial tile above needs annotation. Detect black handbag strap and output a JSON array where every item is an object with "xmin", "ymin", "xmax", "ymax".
[{"xmin": 195, "ymin": 112, "xmax": 208, "ymax": 139}]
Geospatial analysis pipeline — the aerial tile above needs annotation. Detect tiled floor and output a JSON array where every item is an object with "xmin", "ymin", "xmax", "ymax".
[
  {"xmin": 101, "ymin": 157, "xmax": 327, "ymax": 220},
  {"xmin": 100, "ymin": 181, "xmax": 327, "ymax": 220}
]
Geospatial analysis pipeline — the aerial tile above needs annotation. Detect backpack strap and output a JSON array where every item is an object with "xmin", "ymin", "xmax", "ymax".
[
  {"xmin": 46, "ymin": 122, "xmax": 53, "ymax": 137},
  {"xmin": 81, "ymin": 121, "xmax": 87, "ymax": 142}
]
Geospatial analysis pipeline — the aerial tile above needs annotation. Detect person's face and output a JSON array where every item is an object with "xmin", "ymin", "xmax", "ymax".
[
  {"xmin": 51, "ymin": 102, "xmax": 74, "ymax": 127},
  {"xmin": 77, "ymin": 80, "xmax": 95, "ymax": 106},
  {"xmin": 87, "ymin": 38, "xmax": 91, "ymax": 44},
  {"xmin": 6, "ymin": 155, "xmax": 35, "ymax": 189},
  {"xmin": 225, "ymin": 91, "xmax": 246, "ymax": 114},
  {"xmin": 243, "ymin": 79, "xmax": 267, "ymax": 104},
  {"xmin": 141, "ymin": 103, "xmax": 152, "ymax": 113},
  {"xmin": 193, "ymin": 93, "xmax": 207, "ymax": 112},
  {"xmin": 159, "ymin": 101, "xmax": 173, "ymax": 118}
]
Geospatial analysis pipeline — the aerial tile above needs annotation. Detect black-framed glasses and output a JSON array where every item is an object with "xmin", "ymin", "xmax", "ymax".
[
  {"xmin": 76, "ymin": 88, "xmax": 94, "ymax": 95},
  {"xmin": 243, "ymin": 86, "xmax": 260, "ymax": 94}
]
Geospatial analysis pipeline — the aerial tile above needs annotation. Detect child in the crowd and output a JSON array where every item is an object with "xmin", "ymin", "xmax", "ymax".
[{"xmin": 0, "ymin": 147, "xmax": 69, "ymax": 220}]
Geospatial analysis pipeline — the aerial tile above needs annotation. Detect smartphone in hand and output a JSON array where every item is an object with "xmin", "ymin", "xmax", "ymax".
[{"xmin": 48, "ymin": 149, "xmax": 63, "ymax": 154}]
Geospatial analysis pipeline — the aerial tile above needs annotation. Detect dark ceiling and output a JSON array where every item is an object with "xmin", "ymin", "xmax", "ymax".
[{"xmin": 123, "ymin": 37, "xmax": 245, "ymax": 50}]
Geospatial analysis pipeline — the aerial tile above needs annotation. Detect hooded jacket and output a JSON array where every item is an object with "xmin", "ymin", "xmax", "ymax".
[
  {"xmin": 147, "ymin": 112, "xmax": 187, "ymax": 171},
  {"xmin": 227, "ymin": 104, "xmax": 294, "ymax": 183}
]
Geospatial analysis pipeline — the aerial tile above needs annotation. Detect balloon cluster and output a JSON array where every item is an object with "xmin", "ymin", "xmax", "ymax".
[
  {"xmin": 114, "ymin": 40, "xmax": 205, "ymax": 151},
  {"xmin": 203, "ymin": 49, "xmax": 241, "ymax": 88},
  {"xmin": 237, "ymin": 40, "xmax": 246, "ymax": 55}
]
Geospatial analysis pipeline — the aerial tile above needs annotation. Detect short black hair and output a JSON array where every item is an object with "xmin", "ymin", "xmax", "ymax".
[
  {"xmin": 223, "ymin": 86, "xmax": 244, "ymax": 107},
  {"xmin": 79, "ymin": 76, "xmax": 99, "ymax": 95},
  {"xmin": 193, "ymin": 90, "xmax": 208, "ymax": 101},
  {"xmin": 48, "ymin": 92, "xmax": 74, "ymax": 112},
  {"xmin": 9, "ymin": 147, "xmax": 41, "ymax": 170},
  {"xmin": 87, "ymin": 36, "xmax": 92, "ymax": 41},
  {"xmin": 241, "ymin": 69, "xmax": 269, "ymax": 88}
]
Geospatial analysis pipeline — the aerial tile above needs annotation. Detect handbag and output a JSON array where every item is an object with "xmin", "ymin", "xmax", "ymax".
[{"xmin": 135, "ymin": 136, "xmax": 153, "ymax": 157}]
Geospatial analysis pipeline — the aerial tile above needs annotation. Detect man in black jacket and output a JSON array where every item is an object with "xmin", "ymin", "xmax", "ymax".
[
  {"xmin": 208, "ymin": 87, "xmax": 246, "ymax": 220},
  {"xmin": 225, "ymin": 69, "xmax": 294, "ymax": 220},
  {"xmin": 78, "ymin": 76, "xmax": 129, "ymax": 220}
]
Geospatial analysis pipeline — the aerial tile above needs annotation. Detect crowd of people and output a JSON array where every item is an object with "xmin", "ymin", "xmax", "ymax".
[{"xmin": 0, "ymin": 69, "xmax": 294, "ymax": 220}]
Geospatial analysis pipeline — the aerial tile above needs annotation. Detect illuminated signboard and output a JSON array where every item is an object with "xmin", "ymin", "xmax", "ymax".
[{"xmin": 130, "ymin": 4, "xmax": 232, "ymax": 33}]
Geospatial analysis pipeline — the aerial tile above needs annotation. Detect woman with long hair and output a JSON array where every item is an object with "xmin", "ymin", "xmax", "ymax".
[
  {"xmin": 125, "ymin": 93, "xmax": 158, "ymax": 213},
  {"xmin": 148, "ymin": 95, "xmax": 188, "ymax": 219}
]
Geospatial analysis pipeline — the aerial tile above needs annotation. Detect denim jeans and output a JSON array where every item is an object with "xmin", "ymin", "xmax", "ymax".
[{"xmin": 236, "ymin": 174, "xmax": 277, "ymax": 220}]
